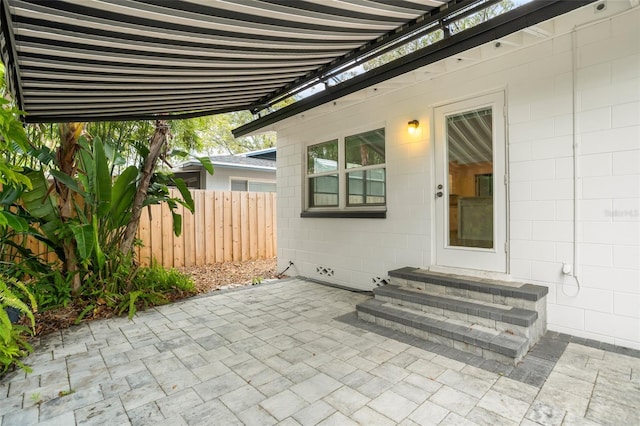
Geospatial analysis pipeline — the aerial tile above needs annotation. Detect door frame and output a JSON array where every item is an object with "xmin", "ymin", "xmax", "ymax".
[{"xmin": 431, "ymin": 90, "xmax": 509, "ymax": 275}]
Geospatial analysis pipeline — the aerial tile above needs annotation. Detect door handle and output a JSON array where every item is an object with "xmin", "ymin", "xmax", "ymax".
[{"xmin": 436, "ymin": 191, "xmax": 443, "ymax": 198}]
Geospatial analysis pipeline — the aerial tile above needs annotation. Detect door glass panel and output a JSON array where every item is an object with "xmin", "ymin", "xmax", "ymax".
[{"xmin": 446, "ymin": 107, "xmax": 493, "ymax": 248}]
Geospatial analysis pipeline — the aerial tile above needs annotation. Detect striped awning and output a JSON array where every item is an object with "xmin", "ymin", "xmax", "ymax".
[{"xmin": 0, "ymin": 0, "xmax": 448, "ymax": 123}]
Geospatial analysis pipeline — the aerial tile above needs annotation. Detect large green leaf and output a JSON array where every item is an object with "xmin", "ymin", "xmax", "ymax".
[
  {"xmin": 196, "ymin": 156, "xmax": 214, "ymax": 175},
  {"xmin": 171, "ymin": 211, "xmax": 182, "ymax": 237},
  {"xmin": 172, "ymin": 178, "xmax": 194, "ymax": 213},
  {"xmin": 0, "ymin": 186, "xmax": 21, "ymax": 206},
  {"xmin": 29, "ymin": 145, "xmax": 55, "ymax": 166},
  {"xmin": 110, "ymin": 166, "xmax": 138, "ymax": 229},
  {"xmin": 70, "ymin": 223, "xmax": 94, "ymax": 261},
  {"xmin": 77, "ymin": 138, "xmax": 93, "ymax": 195},
  {"xmin": 93, "ymin": 137, "xmax": 112, "ymax": 217},
  {"xmin": 0, "ymin": 211, "xmax": 29, "ymax": 232},
  {"xmin": 49, "ymin": 170, "xmax": 83, "ymax": 195},
  {"xmin": 21, "ymin": 170, "xmax": 57, "ymax": 222},
  {"xmin": 92, "ymin": 215, "xmax": 105, "ymax": 270}
]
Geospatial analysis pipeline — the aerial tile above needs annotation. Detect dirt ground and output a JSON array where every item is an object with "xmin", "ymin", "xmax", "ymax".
[
  {"xmin": 178, "ymin": 257, "xmax": 279, "ymax": 293},
  {"xmin": 30, "ymin": 258, "xmax": 279, "ymax": 337}
]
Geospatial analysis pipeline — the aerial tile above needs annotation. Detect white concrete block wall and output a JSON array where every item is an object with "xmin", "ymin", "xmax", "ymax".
[{"xmin": 274, "ymin": 5, "xmax": 640, "ymax": 347}]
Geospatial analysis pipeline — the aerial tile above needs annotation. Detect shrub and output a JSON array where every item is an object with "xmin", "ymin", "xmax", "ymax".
[
  {"xmin": 0, "ymin": 276, "xmax": 36, "ymax": 375},
  {"xmin": 115, "ymin": 264, "xmax": 195, "ymax": 319}
]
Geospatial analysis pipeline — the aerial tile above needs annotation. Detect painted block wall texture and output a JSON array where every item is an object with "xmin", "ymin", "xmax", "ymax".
[
  {"xmin": 507, "ymin": 7, "xmax": 639, "ymax": 348},
  {"xmin": 275, "ymin": 6, "xmax": 639, "ymax": 347}
]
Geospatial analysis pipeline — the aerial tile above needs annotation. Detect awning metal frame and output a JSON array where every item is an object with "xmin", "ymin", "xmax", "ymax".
[
  {"xmin": 233, "ymin": 0, "xmax": 595, "ymax": 137},
  {"xmin": 249, "ymin": 0, "xmax": 498, "ymax": 114}
]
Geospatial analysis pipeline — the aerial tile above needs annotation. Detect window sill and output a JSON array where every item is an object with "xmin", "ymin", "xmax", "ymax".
[{"xmin": 300, "ymin": 210, "xmax": 386, "ymax": 219}]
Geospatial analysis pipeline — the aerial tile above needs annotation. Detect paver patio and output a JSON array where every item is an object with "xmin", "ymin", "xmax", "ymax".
[{"xmin": 1, "ymin": 278, "xmax": 639, "ymax": 425}]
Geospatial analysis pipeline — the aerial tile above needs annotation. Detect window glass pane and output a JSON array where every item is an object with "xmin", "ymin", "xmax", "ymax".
[
  {"xmin": 347, "ymin": 168, "xmax": 386, "ymax": 206},
  {"xmin": 309, "ymin": 175, "xmax": 338, "ymax": 207},
  {"xmin": 307, "ymin": 140, "xmax": 338, "ymax": 174},
  {"xmin": 231, "ymin": 180, "xmax": 247, "ymax": 191},
  {"xmin": 248, "ymin": 181, "xmax": 276, "ymax": 192},
  {"xmin": 345, "ymin": 128, "xmax": 385, "ymax": 168}
]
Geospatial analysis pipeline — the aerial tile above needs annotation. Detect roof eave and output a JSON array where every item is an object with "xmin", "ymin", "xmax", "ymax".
[{"xmin": 178, "ymin": 161, "xmax": 276, "ymax": 172}]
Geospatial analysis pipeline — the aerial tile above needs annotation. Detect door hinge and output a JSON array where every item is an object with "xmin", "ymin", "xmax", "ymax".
[{"xmin": 504, "ymin": 175, "xmax": 508, "ymax": 186}]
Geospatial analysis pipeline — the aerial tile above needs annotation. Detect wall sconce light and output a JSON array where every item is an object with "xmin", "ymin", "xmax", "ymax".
[{"xmin": 408, "ymin": 119, "xmax": 420, "ymax": 134}]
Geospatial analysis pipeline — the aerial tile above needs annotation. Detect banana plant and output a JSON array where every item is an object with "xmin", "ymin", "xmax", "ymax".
[{"xmin": 8, "ymin": 119, "xmax": 212, "ymax": 301}]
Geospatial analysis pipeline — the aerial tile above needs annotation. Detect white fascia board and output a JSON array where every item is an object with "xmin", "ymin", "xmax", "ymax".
[{"xmin": 177, "ymin": 161, "xmax": 275, "ymax": 172}]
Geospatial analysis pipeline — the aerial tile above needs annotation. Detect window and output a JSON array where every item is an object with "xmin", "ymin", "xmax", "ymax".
[
  {"xmin": 231, "ymin": 179, "xmax": 276, "ymax": 193},
  {"xmin": 307, "ymin": 140, "xmax": 339, "ymax": 207},
  {"xmin": 248, "ymin": 181, "xmax": 276, "ymax": 192},
  {"xmin": 174, "ymin": 171, "xmax": 201, "ymax": 189},
  {"xmin": 231, "ymin": 179, "xmax": 248, "ymax": 191},
  {"xmin": 345, "ymin": 129, "xmax": 386, "ymax": 206},
  {"xmin": 305, "ymin": 128, "xmax": 386, "ymax": 215}
]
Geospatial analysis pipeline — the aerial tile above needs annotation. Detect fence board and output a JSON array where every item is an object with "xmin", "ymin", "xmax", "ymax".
[
  {"xmin": 193, "ymin": 190, "xmax": 205, "ymax": 266},
  {"xmin": 231, "ymin": 191, "xmax": 241, "ymax": 261},
  {"xmin": 18, "ymin": 189, "xmax": 276, "ymax": 268},
  {"xmin": 161, "ymin": 202, "xmax": 174, "ymax": 267},
  {"xmin": 240, "ymin": 192, "xmax": 249, "ymax": 261},
  {"xmin": 257, "ymin": 193, "xmax": 266, "ymax": 259},
  {"xmin": 183, "ymin": 194, "xmax": 195, "ymax": 268},
  {"xmin": 214, "ymin": 192, "xmax": 224, "ymax": 263},
  {"xmin": 272, "ymin": 195, "xmax": 277, "ymax": 257},
  {"xmin": 223, "ymin": 192, "xmax": 232, "ymax": 262},
  {"xmin": 150, "ymin": 204, "xmax": 164, "ymax": 266},
  {"xmin": 138, "ymin": 205, "xmax": 152, "ymax": 266},
  {"xmin": 248, "ymin": 192, "xmax": 258, "ymax": 259},
  {"xmin": 173, "ymin": 203, "xmax": 185, "ymax": 268},
  {"xmin": 204, "ymin": 191, "xmax": 215, "ymax": 265},
  {"xmin": 265, "ymin": 193, "xmax": 274, "ymax": 259}
]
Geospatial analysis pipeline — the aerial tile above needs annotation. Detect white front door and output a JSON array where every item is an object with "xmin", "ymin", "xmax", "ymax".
[{"xmin": 434, "ymin": 92, "xmax": 507, "ymax": 273}]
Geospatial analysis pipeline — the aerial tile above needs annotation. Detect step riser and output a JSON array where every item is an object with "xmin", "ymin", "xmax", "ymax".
[
  {"xmin": 375, "ymin": 293, "xmax": 543, "ymax": 344},
  {"xmin": 391, "ymin": 277, "xmax": 546, "ymax": 312},
  {"xmin": 357, "ymin": 310, "xmax": 522, "ymax": 365}
]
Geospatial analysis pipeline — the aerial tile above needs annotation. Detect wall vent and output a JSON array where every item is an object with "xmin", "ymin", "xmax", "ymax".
[
  {"xmin": 373, "ymin": 277, "xmax": 390, "ymax": 286},
  {"xmin": 316, "ymin": 266, "xmax": 334, "ymax": 277}
]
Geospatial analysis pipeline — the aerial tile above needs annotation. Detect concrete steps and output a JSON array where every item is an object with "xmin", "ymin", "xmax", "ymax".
[{"xmin": 356, "ymin": 267, "xmax": 548, "ymax": 365}]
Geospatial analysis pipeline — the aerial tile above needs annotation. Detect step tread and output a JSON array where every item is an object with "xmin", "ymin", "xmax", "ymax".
[
  {"xmin": 374, "ymin": 284, "xmax": 538, "ymax": 327},
  {"xmin": 356, "ymin": 299, "xmax": 528, "ymax": 358},
  {"xmin": 389, "ymin": 267, "xmax": 548, "ymax": 301}
]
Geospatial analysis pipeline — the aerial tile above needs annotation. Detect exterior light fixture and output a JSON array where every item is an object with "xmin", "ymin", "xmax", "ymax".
[{"xmin": 408, "ymin": 119, "xmax": 420, "ymax": 134}]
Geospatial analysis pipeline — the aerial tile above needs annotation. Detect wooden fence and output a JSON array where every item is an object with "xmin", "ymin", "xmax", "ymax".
[
  {"xmin": 19, "ymin": 189, "xmax": 277, "ymax": 268},
  {"xmin": 137, "ymin": 189, "xmax": 276, "ymax": 267}
]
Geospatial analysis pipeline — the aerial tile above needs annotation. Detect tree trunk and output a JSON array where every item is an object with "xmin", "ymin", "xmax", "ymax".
[
  {"xmin": 120, "ymin": 120, "xmax": 169, "ymax": 256},
  {"xmin": 57, "ymin": 122, "xmax": 84, "ymax": 294}
]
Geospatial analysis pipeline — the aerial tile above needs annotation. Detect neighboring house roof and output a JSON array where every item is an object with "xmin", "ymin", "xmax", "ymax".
[
  {"xmin": 179, "ymin": 153, "xmax": 275, "ymax": 172},
  {"xmin": 0, "ymin": 1, "xmax": 594, "ymax": 125},
  {"xmin": 244, "ymin": 147, "xmax": 277, "ymax": 161}
]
